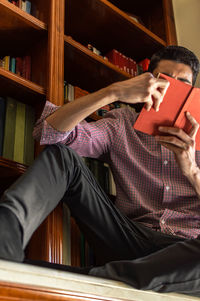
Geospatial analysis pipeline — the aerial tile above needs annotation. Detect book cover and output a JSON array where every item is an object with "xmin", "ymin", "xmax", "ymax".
[
  {"xmin": 3, "ymin": 97, "xmax": 17, "ymax": 160},
  {"xmin": 0, "ymin": 97, "xmax": 6, "ymax": 156},
  {"xmin": 13, "ymin": 100, "xmax": 26, "ymax": 164},
  {"xmin": 133, "ymin": 73, "xmax": 200, "ymax": 150}
]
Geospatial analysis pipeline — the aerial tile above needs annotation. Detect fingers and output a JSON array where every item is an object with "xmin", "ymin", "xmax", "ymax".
[
  {"xmin": 144, "ymin": 76, "xmax": 170, "ymax": 112},
  {"xmin": 186, "ymin": 112, "xmax": 199, "ymax": 138}
]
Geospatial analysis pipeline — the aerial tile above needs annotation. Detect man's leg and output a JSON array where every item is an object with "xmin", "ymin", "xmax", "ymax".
[
  {"xmin": 0, "ymin": 143, "xmax": 178, "ymax": 264},
  {"xmin": 90, "ymin": 237, "xmax": 200, "ymax": 295}
]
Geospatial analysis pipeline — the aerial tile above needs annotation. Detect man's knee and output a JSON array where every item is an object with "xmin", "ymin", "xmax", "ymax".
[{"xmin": 41, "ymin": 143, "xmax": 83, "ymax": 168}]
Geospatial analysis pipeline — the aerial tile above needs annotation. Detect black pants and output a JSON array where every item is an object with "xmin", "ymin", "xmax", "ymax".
[{"xmin": 1, "ymin": 143, "xmax": 200, "ymax": 295}]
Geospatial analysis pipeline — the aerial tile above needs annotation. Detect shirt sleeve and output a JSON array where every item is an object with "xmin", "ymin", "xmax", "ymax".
[{"xmin": 33, "ymin": 100, "xmax": 123, "ymax": 158}]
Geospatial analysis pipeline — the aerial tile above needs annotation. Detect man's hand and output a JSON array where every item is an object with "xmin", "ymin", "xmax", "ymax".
[
  {"xmin": 112, "ymin": 72, "xmax": 170, "ymax": 112},
  {"xmin": 155, "ymin": 112, "xmax": 200, "ymax": 179}
]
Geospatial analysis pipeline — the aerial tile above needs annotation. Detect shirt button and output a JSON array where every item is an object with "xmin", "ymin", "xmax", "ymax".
[
  {"xmin": 166, "ymin": 186, "xmax": 170, "ymax": 191},
  {"xmin": 163, "ymin": 160, "xmax": 168, "ymax": 165},
  {"xmin": 161, "ymin": 220, "xmax": 165, "ymax": 224}
]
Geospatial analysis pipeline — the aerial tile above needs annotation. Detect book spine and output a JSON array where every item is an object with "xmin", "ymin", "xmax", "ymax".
[
  {"xmin": 21, "ymin": 0, "xmax": 26, "ymax": 11},
  {"xmin": 10, "ymin": 57, "xmax": 16, "ymax": 73},
  {"xmin": 16, "ymin": 57, "xmax": 23, "ymax": 76},
  {"xmin": 4, "ymin": 56, "xmax": 10, "ymax": 71},
  {"xmin": 13, "ymin": 101, "xmax": 26, "ymax": 164},
  {"xmin": 25, "ymin": 0, "xmax": 31, "ymax": 14},
  {"xmin": 3, "ymin": 97, "xmax": 17, "ymax": 160}
]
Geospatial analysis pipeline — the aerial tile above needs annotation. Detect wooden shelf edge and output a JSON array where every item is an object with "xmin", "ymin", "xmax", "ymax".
[
  {"xmin": 0, "ymin": 0, "xmax": 47, "ymax": 31},
  {"xmin": 0, "ymin": 157, "xmax": 27, "ymax": 176},
  {"xmin": 0, "ymin": 67, "xmax": 46, "ymax": 96},
  {"xmin": 64, "ymin": 36, "xmax": 131, "ymax": 79},
  {"xmin": 99, "ymin": 0, "xmax": 166, "ymax": 46},
  {"xmin": 0, "ymin": 280, "xmax": 120, "ymax": 301}
]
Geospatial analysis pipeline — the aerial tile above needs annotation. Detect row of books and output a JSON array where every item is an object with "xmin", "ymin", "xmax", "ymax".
[
  {"xmin": 7, "ymin": 0, "xmax": 32, "ymax": 14},
  {"xmin": 64, "ymin": 82, "xmax": 121, "ymax": 118},
  {"xmin": 63, "ymin": 158, "xmax": 116, "ymax": 266},
  {"xmin": 0, "ymin": 55, "xmax": 31, "ymax": 80},
  {"xmin": 105, "ymin": 49, "xmax": 150, "ymax": 76},
  {"xmin": 85, "ymin": 42, "xmax": 150, "ymax": 77},
  {"xmin": 0, "ymin": 96, "xmax": 35, "ymax": 166}
]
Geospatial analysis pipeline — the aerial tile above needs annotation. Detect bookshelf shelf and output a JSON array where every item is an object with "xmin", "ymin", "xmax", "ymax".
[
  {"xmin": 0, "ymin": 157, "xmax": 26, "ymax": 178},
  {"xmin": 64, "ymin": 36, "xmax": 130, "ymax": 92},
  {"xmin": 0, "ymin": 0, "xmax": 47, "ymax": 31},
  {"xmin": 0, "ymin": 67, "xmax": 46, "ymax": 104},
  {"xmin": 65, "ymin": 0, "xmax": 166, "ymax": 62},
  {"xmin": 0, "ymin": 157, "xmax": 27, "ymax": 196}
]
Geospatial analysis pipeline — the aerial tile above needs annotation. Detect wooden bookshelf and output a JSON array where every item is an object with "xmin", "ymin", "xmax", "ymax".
[{"xmin": 0, "ymin": 0, "xmax": 177, "ymax": 284}]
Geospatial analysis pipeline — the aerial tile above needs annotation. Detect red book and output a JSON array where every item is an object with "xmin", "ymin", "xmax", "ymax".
[
  {"xmin": 106, "ymin": 49, "xmax": 120, "ymax": 69},
  {"xmin": 22, "ymin": 56, "xmax": 31, "ymax": 80},
  {"xmin": 74, "ymin": 86, "xmax": 89, "ymax": 99},
  {"xmin": 138, "ymin": 58, "xmax": 150, "ymax": 72},
  {"xmin": 128, "ymin": 58, "xmax": 137, "ymax": 77},
  {"xmin": 16, "ymin": 57, "xmax": 23, "ymax": 76},
  {"xmin": 134, "ymin": 73, "xmax": 200, "ymax": 150}
]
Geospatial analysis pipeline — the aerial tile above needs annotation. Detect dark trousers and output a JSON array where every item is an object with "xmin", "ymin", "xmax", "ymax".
[{"xmin": 1, "ymin": 143, "xmax": 200, "ymax": 295}]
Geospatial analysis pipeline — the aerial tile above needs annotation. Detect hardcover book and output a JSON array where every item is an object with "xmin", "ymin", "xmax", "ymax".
[
  {"xmin": 3, "ymin": 97, "xmax": 17, "ymax": 160},
  {"xmin": 134, "ymin": 73, "xmax": 200, "ymax": 150}
]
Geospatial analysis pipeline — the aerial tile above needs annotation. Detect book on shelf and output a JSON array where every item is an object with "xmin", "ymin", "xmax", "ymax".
[
  {"xmin": 3, "ymin": 97, "xmax": 17, "ymax": 161},
  {"xmin": 0, "ymin": 97, "xmax": 6, "ymax": 157},
  {"xmin": 8, "ymin": 0, "xmax": 32, "ymax": 15},
  {"xmin": 105, "ymin": 49, "xmax": 149, "ymax": 76},
  {"xmin": 2, "ymin": 97, "xmax": 35, "ymax": 165},
  {"xmin": 138, "ymin": 58, "xmax": 150, "ymax": 72},
  {"xmin": 13, "ymin": 101, "xmax": 26, "ymax": 164},
  {"xmin": 0, "ymin": 55, "xmax": 31, "ymax": 80},
  {"xmin": 134, "ymin": 73, "xmax": 200, "ymax": 150}
]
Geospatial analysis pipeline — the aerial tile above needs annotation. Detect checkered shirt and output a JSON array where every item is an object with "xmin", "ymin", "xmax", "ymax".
[{"xmin": 33, "ymin": 101, "xmax": 200, "ymax": 239}]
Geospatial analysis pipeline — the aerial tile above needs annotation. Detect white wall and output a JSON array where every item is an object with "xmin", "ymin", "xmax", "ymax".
[{"xmin": 172, "ymin": 0, "xmax": 200, "ymax": 87}]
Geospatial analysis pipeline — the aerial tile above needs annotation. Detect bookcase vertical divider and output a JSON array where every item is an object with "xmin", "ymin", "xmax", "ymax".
[
  {"xmin": 163, "ymin": 0, "xmax": 177, "ymax": 45},
  {"xmin": 47, "ymin": 0, "xmax": 65, "ymax": 105},
  {"xmin": 26, "ymin": 0, "xmax": 65, "ymax": 264}
]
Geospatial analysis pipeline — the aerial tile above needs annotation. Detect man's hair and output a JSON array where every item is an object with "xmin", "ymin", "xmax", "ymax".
[{"xmin": 148, "ymin": 45, "xmax": 200, "ymax": 85}]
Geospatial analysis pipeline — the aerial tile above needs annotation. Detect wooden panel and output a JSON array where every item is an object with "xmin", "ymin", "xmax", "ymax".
[
  {"xmin": 26, "ymin": 203, "xmax": 63, "ymax": 263},
  {"xmin": 47, "ymin": 0, "xmax": 65, "ymax": 105},
  {"xmin": 65, "ymin": 0, "xmax": 166, "ymax": 62},
  {"xmin": 162, "ymin": 0, "xmax": 177, "ymax": 45}
]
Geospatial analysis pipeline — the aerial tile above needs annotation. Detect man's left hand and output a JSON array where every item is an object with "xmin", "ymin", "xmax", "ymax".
[{"xmin": 155, "ymin": 112, "xmax": 199, "ymax": 178}]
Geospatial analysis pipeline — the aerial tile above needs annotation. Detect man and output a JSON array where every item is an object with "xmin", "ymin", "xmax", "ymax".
[{"xmin": 0, "ymin": 45, "xmax": 200, "ymax": 295}]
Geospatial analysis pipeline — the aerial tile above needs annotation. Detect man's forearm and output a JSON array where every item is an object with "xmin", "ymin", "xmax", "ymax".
[
  {"xmin": 46, "ymin": 85, "xmax": 117, "ymax": 132},
  {"xmin": 46, "ymin": 73, "xmax": 169, "ymax": 132}
]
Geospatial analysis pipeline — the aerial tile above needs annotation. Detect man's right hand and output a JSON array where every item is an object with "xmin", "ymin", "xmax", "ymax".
[{"xmin": 111, "ymin": 72, "xmax": 170, "ymax": 112}]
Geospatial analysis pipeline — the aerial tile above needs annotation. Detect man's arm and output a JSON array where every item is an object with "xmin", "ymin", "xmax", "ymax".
[
  {"xmin": 155, "ymin": 111, "xmax": 200, "ymax": 198},
  {"xmin": 46, "ymin": 73, "xmax": 169, "ymax": 132}
]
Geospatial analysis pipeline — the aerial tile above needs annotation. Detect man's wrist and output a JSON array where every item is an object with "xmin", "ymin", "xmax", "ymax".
[{"xmin": 186, "ymin": 165, "xmax": 200, "ymax": 197}]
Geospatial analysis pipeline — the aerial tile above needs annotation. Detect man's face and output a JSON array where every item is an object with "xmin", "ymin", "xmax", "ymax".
[{"xmin": 152, "ymin": 59, "xmax": 193, "ymax": 85}]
